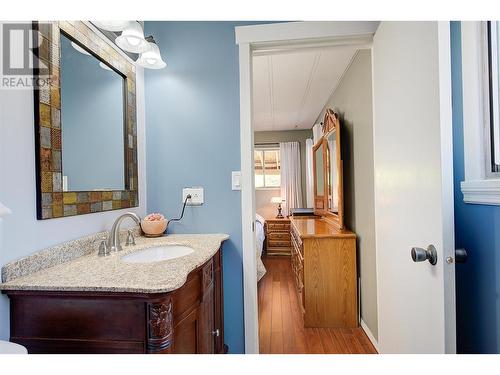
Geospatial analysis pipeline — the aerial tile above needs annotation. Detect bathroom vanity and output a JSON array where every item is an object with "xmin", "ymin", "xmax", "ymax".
[
  {"xmin": 3, "ymin": 21, "xmax": 230, "ymax": 354},
  {"xmin": 0, "ymin": 233, "xmax": 228, "ymax": 354}
]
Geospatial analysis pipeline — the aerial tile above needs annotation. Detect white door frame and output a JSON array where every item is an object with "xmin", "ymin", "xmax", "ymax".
[{"xmin": 235, "ymin": 21, "xmax": 380, "ymax": 354}]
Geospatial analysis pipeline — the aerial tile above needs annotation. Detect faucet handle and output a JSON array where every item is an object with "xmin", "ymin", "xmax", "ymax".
[
  {"xmin": 97, "ymin": 240, "xmax": 110, "ymax": 257},
  {"xmin": 92, "ymin": 235, "xmax": 110, "ymax": 257},
  {"xmin": 126, "ymin": 229, "xmax": 136, "ymax": 246}
]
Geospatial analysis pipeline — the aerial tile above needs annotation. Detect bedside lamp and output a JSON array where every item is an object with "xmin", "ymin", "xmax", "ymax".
[{"xmin": 270, "ymin": 197, "xmax": 285, "ymax": 219}]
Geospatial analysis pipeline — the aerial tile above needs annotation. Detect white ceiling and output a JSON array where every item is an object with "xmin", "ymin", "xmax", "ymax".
[{"xmin": 252, "ymin": 46, "xmax": 359, "ymax": 131}]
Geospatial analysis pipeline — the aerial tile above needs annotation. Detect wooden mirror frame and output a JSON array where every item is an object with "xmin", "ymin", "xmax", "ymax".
[
  {"xmin": 313, "ymin": 109, "xmax": 344, "ymax": 229},
  {"xmin": 312, "ymin": 140, "xmax": 326, "ymax": 211},
  {"xmin": 32, "ymin": 21, "xmax": 138, "ymax": 220}
]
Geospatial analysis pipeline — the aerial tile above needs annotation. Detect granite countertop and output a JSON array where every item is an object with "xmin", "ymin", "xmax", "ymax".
[{"xmin": 0, "ymin": 234, "xmax": 229, "ymax": 294}]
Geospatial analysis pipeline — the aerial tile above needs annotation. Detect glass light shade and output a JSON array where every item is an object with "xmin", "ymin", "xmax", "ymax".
[
  {"xmin": 71, "ymin": 41, "xmax": 91, "ymax": 56},
  {"xmin": 136, "ymin": 42, "xmax": 166, "ymax": 69},
  {"xmin": 115, "ymin": 21, "xmax": 149, "ymax": 53},
  {"xmin": 92, "ymin": 21, "xmax": 130, "ymax": 32},
  {"xmin": 270, "ymin": 197, "xmax": 283, "ymax": 204},
  {"xmin": 0, "ymin": 201, "xmax": 12, "ymax": 216},
  {"xmin": 99, "ymin": 61, "xmax": 113, "ymax": 71}
]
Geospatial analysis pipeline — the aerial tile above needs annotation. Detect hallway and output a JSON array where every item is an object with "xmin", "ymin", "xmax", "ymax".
[{"xmin": 258, "ymin": 256, "xmax": 377, "ymax": 354}]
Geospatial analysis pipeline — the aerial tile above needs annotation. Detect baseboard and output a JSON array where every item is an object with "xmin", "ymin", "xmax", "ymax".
[{"xmin": 360, "ymin": 319, "xmax": 380, "ymax": 353}]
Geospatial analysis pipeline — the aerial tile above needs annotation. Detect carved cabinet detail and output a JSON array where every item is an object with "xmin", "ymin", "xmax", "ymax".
[{"xmin": 147, "ymin": 300, "xmax": 173, "ymax": 353}]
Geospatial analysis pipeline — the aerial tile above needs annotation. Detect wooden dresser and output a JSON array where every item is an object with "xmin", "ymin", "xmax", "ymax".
[
  {"xmin": 264, "ymin": 217, "xmax": 292, "ymax": 256},
  {"xmin": 290, "ymin": 216, "xmax": 358, "ymax": 328}
]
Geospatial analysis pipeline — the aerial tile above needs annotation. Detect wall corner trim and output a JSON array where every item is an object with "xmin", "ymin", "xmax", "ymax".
[{"xmin": 360, "ymin": 319, "xmax": 380, "ymax": 353}]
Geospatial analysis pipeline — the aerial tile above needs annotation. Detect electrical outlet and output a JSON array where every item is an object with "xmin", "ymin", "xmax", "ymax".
[{"xmin": 183, "ymin": 187, "xmax": 204, "ymax": 206}]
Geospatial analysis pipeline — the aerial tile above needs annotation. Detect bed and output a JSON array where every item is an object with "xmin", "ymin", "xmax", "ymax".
[{"xmin": 255, "ymin": 213, "xmax": 267, "ymax": 281}]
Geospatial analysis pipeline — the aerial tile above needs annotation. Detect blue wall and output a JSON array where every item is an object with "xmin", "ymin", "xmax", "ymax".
[
  {"xmin": 60, "ymin": 34, "xmax": 125, "ymax": 191},
  {"xmin": 451, "ymin": 22, "xmax": 500, "ymax": 354},
  {"xmin": 144, "ymin": 21, "xmax": 266, "ymax": 353}
]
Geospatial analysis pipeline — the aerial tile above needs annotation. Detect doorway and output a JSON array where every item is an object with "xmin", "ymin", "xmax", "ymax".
[
  {"xmin": 236, "ymin": 21, "xmax": 456, "ymax": 354},
  {"xmin": 250, "ymin": 37, "xmax": 377, "ymax": 353}
]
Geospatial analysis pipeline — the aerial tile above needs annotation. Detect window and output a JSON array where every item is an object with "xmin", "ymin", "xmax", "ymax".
[
  {"xmin": 254, "ymin": 147, "xmax": 281, "ymax": 188},
  {"xmin": 486, "ymin": 21, "xmax": 500, "ymax": 175},
  {"xmin": 460, "ymin": 21, "xmax": 500, "ymax": 205}
]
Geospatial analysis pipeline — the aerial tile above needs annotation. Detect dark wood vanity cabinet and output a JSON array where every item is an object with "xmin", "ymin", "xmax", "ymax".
[{"xmin": 4, "ymin": 249, "xmax": 226, "ymax": 354}]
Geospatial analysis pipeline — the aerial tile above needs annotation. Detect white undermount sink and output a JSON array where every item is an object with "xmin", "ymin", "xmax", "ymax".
[{"xmin": 122, "ymin": 245, "xmax": 194, "ymax": 263}]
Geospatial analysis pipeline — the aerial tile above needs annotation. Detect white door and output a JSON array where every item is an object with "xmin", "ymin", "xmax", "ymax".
[{"xmin": 372, "ymin": 22, "xmax": 456, "ymax": 353}]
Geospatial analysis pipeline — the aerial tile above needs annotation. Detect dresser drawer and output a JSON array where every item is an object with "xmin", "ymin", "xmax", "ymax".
[
  {"xmin": 267, "ymin": 232, "xmax": 291, "ymax": 241},
  {"xmin": 291, "ymin": 248, "xmax": 304, "ymax": 313},
  {"xmin": 268, "ymin": 240, "xmax": 291, "ymax": 248},
  {"xmin": 267, "ymin": 222, "xmax": 290, "ymax": 231},
  {"xmin": 291, "ymin": 231, "xmax": 303, "ymax": 260},
  {"xmin": 290, "ymin": 225, "xmax": 302, "ymax": 246}
]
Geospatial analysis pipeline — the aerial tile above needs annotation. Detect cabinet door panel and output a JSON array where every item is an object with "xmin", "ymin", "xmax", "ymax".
[
  {"xmin": 173, "ymin": 307, "xmax": 199, "ymax": 354},
  {"xmin": 198, "ymin": 287, "xmax": 214, "ymax": 353},
  {"xmin": 214, "ymin": 249, "xmax": 225, "ymax": 353},
  {"xmin": 198, "ymin": 260, "xmax": 215, "ymax": 353}
]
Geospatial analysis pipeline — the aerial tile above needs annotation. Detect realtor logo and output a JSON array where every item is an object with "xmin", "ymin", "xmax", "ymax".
[{"xmin": 1, "ymin": 22, "xmax": 51, "ymax": 89}]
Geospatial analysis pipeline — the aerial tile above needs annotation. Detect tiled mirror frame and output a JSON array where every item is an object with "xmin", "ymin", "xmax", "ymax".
[{"xmin": 32, "ymin": 21, "xmax": 139, "ymax": 220}]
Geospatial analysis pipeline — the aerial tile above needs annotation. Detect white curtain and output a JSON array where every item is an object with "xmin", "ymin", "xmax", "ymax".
[
  {"xmin": 312, "ymin": 123, "xmax": 323, "ymax": 145},
  {"xmin": 305, "ymin": 138, "xmax": 314, "ymax": 208},
  {"xmin": 280, "ymin": 142, "xmax": 303, "ymax": 216}
]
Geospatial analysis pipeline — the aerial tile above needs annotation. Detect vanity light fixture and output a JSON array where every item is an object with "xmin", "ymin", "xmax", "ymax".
[
  {"xmin": 136, "ymin": 36, "xmax": 167, "ymax": 69},
  {"xmin": 91, "ymin": 21, "xmax": 130, "ymax": 32},
  {"xmin": 115, "ymin": 21, "xmax": 149, "ymax": 54},
  {"xmin": 71, "ymin": 40, "xmax": 112, "ymax": 72}
]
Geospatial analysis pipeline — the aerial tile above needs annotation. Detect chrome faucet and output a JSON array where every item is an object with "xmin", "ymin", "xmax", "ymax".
[{"xmin": 107, "ymin": 212, "xmax": 141, "ymax": 252}]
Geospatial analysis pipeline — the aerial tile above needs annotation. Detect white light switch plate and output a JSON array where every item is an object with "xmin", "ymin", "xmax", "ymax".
[
  {"xmin": 183, "ymin": 187, "xmax": 204, "ymax": 206},
  {"xmin": 232, "ymin": 171, "xmax": 242, "ymax": 190}
]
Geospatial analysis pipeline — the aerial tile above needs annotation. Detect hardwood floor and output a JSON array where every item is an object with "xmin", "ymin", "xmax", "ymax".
[{"xmin": 258, "ymin": 256, "xmax": 377, "ymax": 354}]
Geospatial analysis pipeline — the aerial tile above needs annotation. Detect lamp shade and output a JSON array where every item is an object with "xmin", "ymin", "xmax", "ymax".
[
  {"xmin": 136, "ymin": 42, "xmax": 166, "ymax": 69},
  {"xmin": 270, "ymin": 197, "xmax": 283, "ymax": 204},
  {"xmin": 115, "ymin": 21, "xmax": 149, "ymax": 53},
  {"xmin": 92, "ymin": 21, "xmax": 130, "ymax": 32}
]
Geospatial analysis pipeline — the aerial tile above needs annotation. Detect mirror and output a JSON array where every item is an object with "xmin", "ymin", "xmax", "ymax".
[
  {"xmin": 60, "ymin": 33, "xmax": 126, "ymax": 191},
  {"xmin": 326, "ymin": 130, "xmax": 339, "ymax": 214},
  {"xmin": 33, "ymin": 21, "xmax": 138, "ymax": 220},
  {"xmin": 314, "ymin": 143, "xmax": 324, "ymax": 197},
  {"xmin": 312, "ymin": 109, "xmax": 344, "ymax": 228}
]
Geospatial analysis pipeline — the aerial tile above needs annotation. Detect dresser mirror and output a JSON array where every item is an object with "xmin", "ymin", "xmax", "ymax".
[
  {"xmin": 314, "ymin": 143, "xmax": 324, "ymax": 196},
  {"xmin": 312, "ymin": 109, "xmax": 344, "ymax": 229},
  {"xmin": 33, "ymin": 21, "xmax": 138, "ymax": 220}
]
